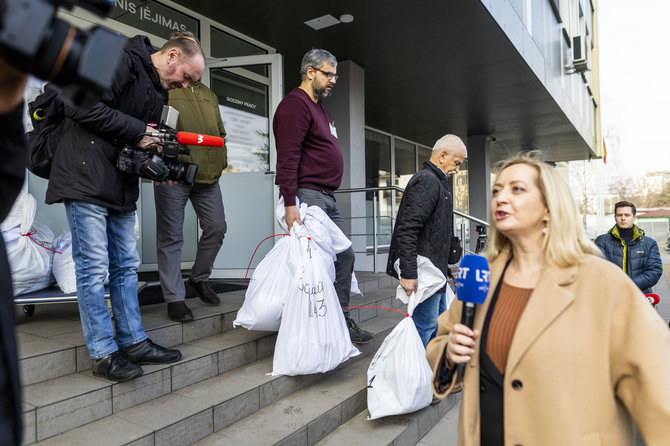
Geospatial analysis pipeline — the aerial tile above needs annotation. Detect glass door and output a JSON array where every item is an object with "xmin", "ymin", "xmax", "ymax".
[{"xmin": 203, "ymin": 54, "xmax": 283, "ymax": 277}]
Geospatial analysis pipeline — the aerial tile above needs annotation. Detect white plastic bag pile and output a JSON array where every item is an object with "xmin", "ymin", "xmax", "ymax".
[
  {"xmin": 1, "ymin": 193, "xmax": 55, "ymax": 295},
  {"xmin": 52, "ymin": 232, "xmax": 77, "ymax": 294},
  {"xmin": 366, "ymin": 256, "xmax": 448, "ymax": 420},
  {"xmin": 234, "ymin": 197, "xmax": 353, "ymax": 331},
  {"xmin": 271, "ymin": 224, "xmax": 360, "ymax": 376}
]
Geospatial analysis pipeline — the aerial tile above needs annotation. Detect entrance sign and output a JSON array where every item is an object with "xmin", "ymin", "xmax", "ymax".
[{"xmin": 110, "ymin": 0, "xmax": 200, "ymax": 40}]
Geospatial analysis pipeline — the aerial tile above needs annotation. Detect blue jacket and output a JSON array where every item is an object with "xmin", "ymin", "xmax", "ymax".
[{"xmin": 595, "ymin": 225, "xmax": 663, "ymax": 294}]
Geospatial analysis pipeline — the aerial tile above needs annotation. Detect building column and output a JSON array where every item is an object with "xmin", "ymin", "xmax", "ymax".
[
  {"xmin": 325, "ymin": 60, "xmax": 367, "ymax": 268},
  {"xmin": 466, "ymin": 134, "xmax": 491, "ymax": 252}
]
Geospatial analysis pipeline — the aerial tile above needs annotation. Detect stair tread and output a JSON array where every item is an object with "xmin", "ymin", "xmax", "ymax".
[
  {"xmin": 33, "ymin": 313, "xmax": 403, "ymax": 445},
  {"xmin": 194, "ymin": 358, "xmax": 372, "ymax": 446}
]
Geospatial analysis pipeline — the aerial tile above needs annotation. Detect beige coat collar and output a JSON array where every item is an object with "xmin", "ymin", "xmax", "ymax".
[{"xmin": 474, "ymin": 249, "xmax": 579, "ymax": 374}]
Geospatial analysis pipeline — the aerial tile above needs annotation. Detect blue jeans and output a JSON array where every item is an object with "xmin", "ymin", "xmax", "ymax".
[
  {"xmin": 413, "ymin": 292, "xmax": 447, "ymax": 347},
  {"xmin": 65, "ymin": 200, "xmax": 147, "ymax": 359}
]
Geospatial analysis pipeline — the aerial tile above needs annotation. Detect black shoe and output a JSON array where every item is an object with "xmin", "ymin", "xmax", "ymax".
[
  {"xmin": 92, "ymin": 351, "xmax": 143, "ymax": 382},
  {"xmin": 119, "ymin": 339, "xmax": 182, "ymax": 365},
  {"xmin": 187, "ymin": 279, "xmax": 221, "ymax": 305},
  {"xmin": 346, "ymin": 317, "xmax": 373, "ymax": 344},
  {"xmin": 167, "ymin": 301, "xmax": 194, "ymax": 322}
]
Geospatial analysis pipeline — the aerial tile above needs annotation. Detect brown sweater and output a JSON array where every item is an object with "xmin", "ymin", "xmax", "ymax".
[{"xmin": 486, "ymin": 282, "xmax": 533, "ymax": 373}]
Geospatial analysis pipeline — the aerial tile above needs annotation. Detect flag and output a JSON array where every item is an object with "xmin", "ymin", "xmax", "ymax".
[{"xmin": 602, "ymin": 138, "xmax": 607, "ymax": 164}]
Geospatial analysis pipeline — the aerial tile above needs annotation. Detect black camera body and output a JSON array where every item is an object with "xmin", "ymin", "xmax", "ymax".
[
  {"xmin": 116, "ymin": 133, "xmax": 198, "ymax": 185},
  {"xmin": 0, "ymin": 0, "xmax": 126, "ymax": 104}
]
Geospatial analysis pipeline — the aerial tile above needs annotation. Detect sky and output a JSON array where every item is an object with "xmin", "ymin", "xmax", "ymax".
[{"xmin": 598, "ymin": 0, "xmax": 670, "ymax": 178}]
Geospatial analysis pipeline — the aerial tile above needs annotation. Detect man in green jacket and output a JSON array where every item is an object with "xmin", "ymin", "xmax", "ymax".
[{"xmin": 154, "ymin": 77, "xmax": 228, "ymax": 322}]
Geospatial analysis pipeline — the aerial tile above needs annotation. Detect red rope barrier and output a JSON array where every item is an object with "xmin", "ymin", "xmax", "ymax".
[
  {"xmin": 243, "ymin": 234, "xmax": 289, "ymax": 284},
  {"xmin": 21, "ymin": 231, "xmax": 62, "ymax": 254}
]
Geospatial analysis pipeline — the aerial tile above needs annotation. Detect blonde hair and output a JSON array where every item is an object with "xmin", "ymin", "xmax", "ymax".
[{"xmin": 486, "ymin": 153, "xmax": 599, "ymax": 267}]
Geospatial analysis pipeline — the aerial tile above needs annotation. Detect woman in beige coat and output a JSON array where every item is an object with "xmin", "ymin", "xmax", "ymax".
[{"xmin": 427, "ymin": 155, "xmax": 670, "ymax": 446}]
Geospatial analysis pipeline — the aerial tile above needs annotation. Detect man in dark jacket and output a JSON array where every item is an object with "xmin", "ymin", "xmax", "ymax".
[
  {"xmin": 45, "ymin": 34, "xmax": 205, "ymax": 382},
  {"xmin": 595, "ymin": 201, "xmax": 663, "ymax": 294},
  {"xmin": 0, "ymin": 56, "xmax": 28, "ymax": 446},
  {"xmin": 387, "ymin": 134, "xmax": 467, "ymax": 346},
  {"xmin": 155, "ymin": 32, "xmax": 228, "ymax": 321}
]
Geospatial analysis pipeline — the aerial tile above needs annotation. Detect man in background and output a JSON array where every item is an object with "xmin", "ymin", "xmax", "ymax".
[
  {"xmin": 387, "ymin": 134, "xmax": 467, "ymax": 347},
  {"xmin": 0, "ymin": 55, "xmax": 29, "ymax": 446},
  {"xmin": 595, "ymin": 201, "xmax": 662, "ymax": 294},
  {"xmin": 44, "ymin": 34, "xmax": 205, "ymax": 382},
  {"xmin": 155, "ymin": 32, "xmax": 228, "ymax": 322},
  {"xmin": 273, "ymin": 48, "xmax": 372, "ymax": 344}
]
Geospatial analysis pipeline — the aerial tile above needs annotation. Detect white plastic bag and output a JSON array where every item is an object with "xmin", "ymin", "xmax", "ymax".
[
  {"xmin": 394, "ymin": 255, "xmax": 446, "ymax": 315},
  {"xmin": 366, "ymin": 316, "xmax": 434, "ymax": 419},
  {"xmin": 351, "ymin": 271, "xmax": 363, "ymax": 296},
  {"xmin": 276, "ymin": 197, "xmax": 352, "ymax": 283},
  {"xmin": 234, "ymin": 235, "xmax": 301, "ymax": 331},
  {"xmin": 52, "ymin": 232, "xmax": 77, "ymax": 294},
  {"xmin": 271, "ymin": 224, "xmax": 359, "ymax": 376},
  {"xmin": 2, "ymin": 193, "xmax": 55, "ymax": 295}
]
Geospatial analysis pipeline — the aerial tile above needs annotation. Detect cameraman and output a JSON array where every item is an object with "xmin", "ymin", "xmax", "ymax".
[
  {"xmin": 0, "ymin": 57, "xmax": 28, "ymax": 446},
  {"xmin": 44, "ymin": 34, "xmax": 205, "ymax": 382}
]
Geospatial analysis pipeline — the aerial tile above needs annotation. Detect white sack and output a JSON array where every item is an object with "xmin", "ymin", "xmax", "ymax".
[
  {"xmin": 5, "ymin": 220, "xmax": 55, "ymax": 295},
  {"xmin": 233, "ymin": 235, "xmax": 301, "ymax": 331},
  {"xmin": 351, "ymin": 271, "xmax": 363, "ymax": 296},
  {"xmin": 52, "ymin": 232, "xmax": 77, "ymax": 294},
  {"xmin": 366, "ymin": 316, "xmax": 434, "ymax": 419},
  {"xmin": 394, "ymin": 255, "xmax": 446, "ymax": 315},
  {"xmin": 271, "ymin": 224, "xmax": 359, "ymax": 376}
]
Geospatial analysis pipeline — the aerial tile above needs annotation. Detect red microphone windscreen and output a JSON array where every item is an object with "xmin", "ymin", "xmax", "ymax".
[{"xmin": 176, "ymin": 131, "xmax": 224, "ymax": 147}]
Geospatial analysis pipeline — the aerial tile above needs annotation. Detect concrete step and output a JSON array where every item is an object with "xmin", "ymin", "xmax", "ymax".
[
  {"xmin": 22, "ymin": 327, "xmax": 276, "ymax": 443},
  {"xmin": 16, "ymin": 272, "xmax": 397, "ymax": 387},
  {"xmin": 315, "ymin": 393, "xmax": 460, "ymax": 446},
  {"xmin": 32, "ymin": 311, "xmax": 403, "ymax": 446},
  {"xmin": 416, "ymin": 398, "xmax": 461, "ymax": 446}
]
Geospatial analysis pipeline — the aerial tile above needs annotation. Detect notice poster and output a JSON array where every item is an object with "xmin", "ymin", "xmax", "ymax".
[{"xmin": 218, "ymin": 104, "xmax": 269, "ymax": 172}]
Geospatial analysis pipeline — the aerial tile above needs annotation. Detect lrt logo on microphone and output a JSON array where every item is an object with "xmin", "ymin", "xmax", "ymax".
[
  {"xmin": 197, "ymin": 134, "xmax": 204, "ymax": 144},
  {"xmin": 456, "ymin": 267, "xmax": 490, "ymax": 283}
]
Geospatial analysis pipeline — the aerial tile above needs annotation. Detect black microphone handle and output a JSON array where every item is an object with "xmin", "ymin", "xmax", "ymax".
[{"xmin": 456, "ymin": 301, "xmax": 476, "ymax": 379}]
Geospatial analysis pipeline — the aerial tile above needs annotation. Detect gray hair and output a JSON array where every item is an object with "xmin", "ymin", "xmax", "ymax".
[
  {"xmin": 432, "ymin": 134, "xmax": 467, "ymax": 157},
  {"xmin": 300, "ymin": 49, "xmax": 338, "ymax": 80}
]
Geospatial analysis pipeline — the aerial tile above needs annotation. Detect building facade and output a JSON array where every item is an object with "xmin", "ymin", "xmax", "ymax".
[{"xmin": 24, "ymin": 0, "xmax": 601, "ymax": 276}]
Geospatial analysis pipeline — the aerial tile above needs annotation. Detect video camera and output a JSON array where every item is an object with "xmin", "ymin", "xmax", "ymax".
[
  {"xmin": 0, "ymin": 0, "xmax": 126, "ymax": 104},
  {"xmin": 116, "ymin": 106, "xmax": 225, "ymax": 186}
]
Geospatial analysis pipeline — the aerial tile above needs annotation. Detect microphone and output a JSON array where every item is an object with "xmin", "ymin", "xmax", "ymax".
[
  {"xmin": 454, "ymin": 254, "xmax": 490, "ymax": 378},
  {"xmin": 176, "ymin": 131, "xmax": 224, "ymax": 147}
]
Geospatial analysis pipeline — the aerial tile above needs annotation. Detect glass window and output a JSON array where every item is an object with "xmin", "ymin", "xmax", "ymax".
[
  {"xmin": 394, "ymin": 139, "xmax": 416, "ymax": 189},
  {"xmin": 211, "ymin": 27, "xmax": 268, "ymax": 76},
  {"xmin": 210, "ymin": 68, "xmax": 269, "ymax": 172},
  {"xmin": 365, "ymin": 129, "xmax": 392, "ymax": 248},
  {"xmin": 417, "ymin": 146, "xmax": 432, "ymax": 166}
]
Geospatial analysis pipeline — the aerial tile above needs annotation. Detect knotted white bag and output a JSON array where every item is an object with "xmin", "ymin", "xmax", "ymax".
[
  {"xmin": 1, "ymin": 193, "xmax": 55, "ymax": 295},
  {"xmin": 366, "ymin": 293, "xmax": 434, "ymax": 419},
  {"xmin": 271, "ymin": 224, "xmax": 359, "ymax": 376},
  {"xmin": 52, "ymin": 232, "xmax": 77, "ymax": 294},
  {"xmin": 233, "ymin": 234, "xmax": 301, "ymax": 331},
  {"xmin": 394, "ymin": 255, "xmax": 447, "ymax": 314}
]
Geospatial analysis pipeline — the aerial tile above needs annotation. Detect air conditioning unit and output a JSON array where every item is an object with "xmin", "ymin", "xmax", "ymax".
[{"xmin": 571, "ymin": 35, "xmax": 589, "ymax": 72}]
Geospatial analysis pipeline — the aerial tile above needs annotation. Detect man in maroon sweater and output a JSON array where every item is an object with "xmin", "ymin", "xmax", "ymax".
[{"xmin": 273, "ymin": 49, "xmax": 372, "ymax": 344}]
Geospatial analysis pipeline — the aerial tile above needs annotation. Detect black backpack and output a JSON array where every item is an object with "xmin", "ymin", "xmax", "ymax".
[{"xmin": 26, "ymin": 84, "xmax": 67, "ymax": 179}]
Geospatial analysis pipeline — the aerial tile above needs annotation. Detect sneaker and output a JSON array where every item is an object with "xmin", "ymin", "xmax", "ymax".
[
  {"xmin": 346, "ymin": 317, "xmax": 373, "ymax": 344},
  {"xmin": 167, "ymin": 301, "xmax": 194, "ymax": 322},
  {"xmin": 187, "ymin": 279, "xmax": 221, "ymax": 305},
  {"xmin": 119, "ymin": 339, "xmax": 182, "ymax": 365},
  {"xmin": 92, "ymin": 351, "xmax": 143, "ymax": 382}
]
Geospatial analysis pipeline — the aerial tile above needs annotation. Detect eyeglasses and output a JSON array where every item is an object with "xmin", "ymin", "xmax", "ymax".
[{"xmin": 311, "ymin": 66, "xmax": 338, "ymax": 81}]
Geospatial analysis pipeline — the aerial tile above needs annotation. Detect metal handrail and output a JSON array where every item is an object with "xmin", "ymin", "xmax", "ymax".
[{"xmin": 334, "ymin": 185, "xmax": 490, "ymax": 270}]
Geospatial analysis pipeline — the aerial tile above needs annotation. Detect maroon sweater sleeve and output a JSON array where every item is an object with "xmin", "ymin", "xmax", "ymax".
[{"xmin": 273, "ymin": 95, "xmax": 311, "ymax": 207}]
